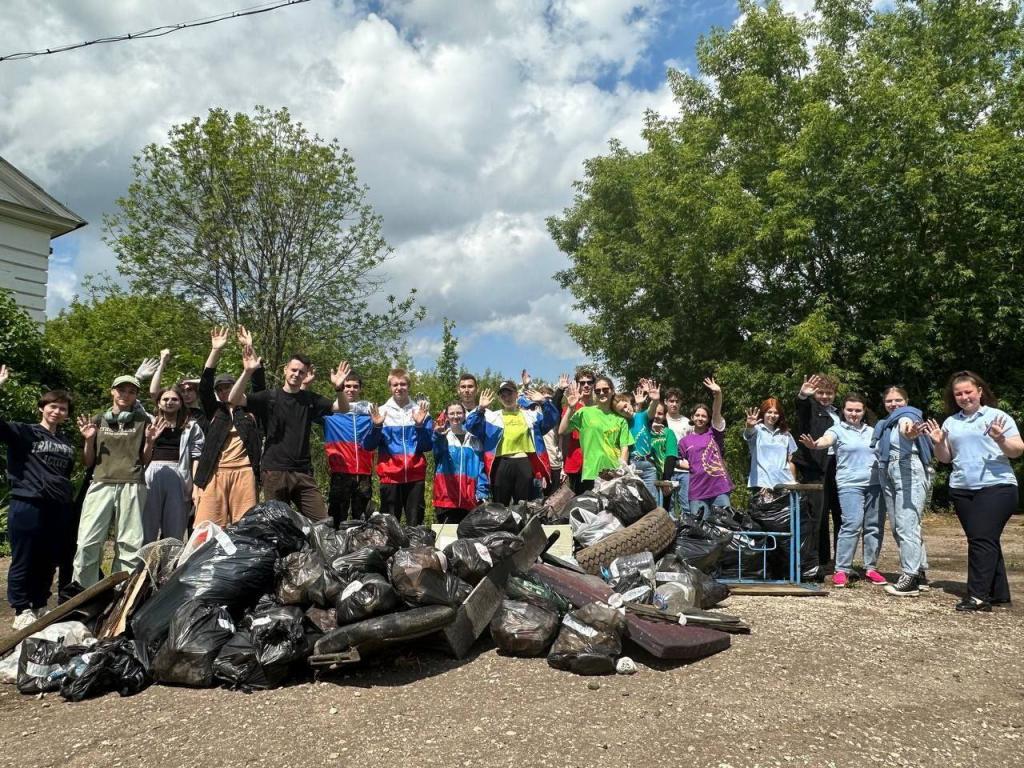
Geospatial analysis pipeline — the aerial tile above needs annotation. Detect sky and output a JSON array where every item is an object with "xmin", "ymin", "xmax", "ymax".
[{"xmin": 0, "ymin": 0, "xmax": 814, "ymax": 381}]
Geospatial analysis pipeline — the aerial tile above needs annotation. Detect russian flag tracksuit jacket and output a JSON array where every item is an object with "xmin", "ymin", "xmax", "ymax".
[
  {"xmin": 464, "ymin": 398, "xmax": 560, "ymax": 483},
  {"xmin": 361, "ymin": 397, "xmax": 434, "ymax": 484},
  {"xmin": 322, "ymin": 407, "xmax": 375, "ymax": 475},
  {"xmin": 432, "ymin": 430, "xmax": 489, "ymax": 510}
]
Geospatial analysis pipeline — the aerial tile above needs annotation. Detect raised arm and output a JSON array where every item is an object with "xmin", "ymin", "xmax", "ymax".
[
  {"xmin": 798, "ymin": 432, "xmax": 836, "ymax": 450},
  {"xmin": 645, "ymin": 379, "xmax": 661, "ymax": 420},
  {"xmin": 558, "ymin": 382, "xmax": 580, "ymax": 436},
  {"xmin": 150, "ymin": 348, "xmax": 171, "ymax": 401},
  {"xmin": 704, "ymin": 377, "xmax": 725, "ymax": 431},
  {"xmin": 328, "ymin": 361, "xmax": 352, "ymax": 413},
  {"xmin": 77, "ymin": 414, "xmax": 97, "ymax": 468},
  {"xmin": 228, "ymin": 346, "xmax": 262, "ymax": 406}
]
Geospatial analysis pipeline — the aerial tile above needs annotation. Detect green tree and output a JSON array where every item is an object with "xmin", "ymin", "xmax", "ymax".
[
  {"xmin": 105, "ymin": 105, "xmax": 422, "ymax": 372},
  {"xmin": 436, "ymin": 318, "xmax": 460, "ymax": 397},
  {"xmin": 0, "ymin": 289, "xmax": 68, "ymax": 421}
]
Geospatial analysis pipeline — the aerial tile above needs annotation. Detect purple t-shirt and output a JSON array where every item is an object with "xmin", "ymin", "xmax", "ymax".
[{"xmin": 679, "ymin": 427, "xmax": 734, "ymax": 500}]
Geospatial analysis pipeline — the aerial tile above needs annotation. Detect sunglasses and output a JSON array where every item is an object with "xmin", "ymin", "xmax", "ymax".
[
  {"xmin": 577, "ymin": 379, "xmax": 594, "ymax": 386},
  {"xmin": 594, "ymin": 387, "xmax": 611, "ymax": 394}
]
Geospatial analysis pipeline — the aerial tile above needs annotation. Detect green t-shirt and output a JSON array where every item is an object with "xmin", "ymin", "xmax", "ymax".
[
  {"xmin": 92, "ymin": 412, "xmax": 149, "ymax": 484},
  {"xmin": 630, "ymin": 411, "xmax": 678, "ymax": 475},
  {"xmin": 497, "ymin": 410, "xmax": 534, "ymax": 456},
  {"xmin": 568, "ymin": 406, "xmax": 634, "ymax": 481}
]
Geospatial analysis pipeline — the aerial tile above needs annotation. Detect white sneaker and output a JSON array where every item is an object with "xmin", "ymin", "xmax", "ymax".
[{"xmin": 12, "ymin": 609, "xmax": 37, "ymax": 631}]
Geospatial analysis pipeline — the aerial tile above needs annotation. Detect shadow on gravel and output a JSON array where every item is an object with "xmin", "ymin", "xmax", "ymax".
[
  {"xmin": 930, "ymin": 579, "xmax": 968, "ymax": 598},
  {"xmin": 310, "ymin": 640, "xmax": 493, "ymax": 688}
]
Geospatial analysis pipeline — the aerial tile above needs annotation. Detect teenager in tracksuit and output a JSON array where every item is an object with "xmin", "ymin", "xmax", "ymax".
[
  {"xmin": 362, "ymin": 368, "xmax": 433, "ymax": 525},
  {"xmin": 322, "ymin": 372, "xmax": 375, "ymax": 526},
  {"xmin": 432, "ymin": 402, "xmax": 489, "ymax": 523}
]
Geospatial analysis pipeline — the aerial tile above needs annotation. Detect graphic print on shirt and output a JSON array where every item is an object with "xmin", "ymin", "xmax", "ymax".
[{"xmin": 700, "ymin": 437, "xmax": 727, "ymax": 478}]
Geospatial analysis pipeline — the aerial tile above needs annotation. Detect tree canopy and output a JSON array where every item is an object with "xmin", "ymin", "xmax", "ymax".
[{"xmin": 549, "ymin": 0, "xmax": 1024, "ymax": 416}]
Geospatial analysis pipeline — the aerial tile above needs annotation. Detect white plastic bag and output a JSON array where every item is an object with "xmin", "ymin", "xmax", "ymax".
[
  {"xmin": 569, "ymin": 509, "xmax": 623, "ymax": 547},
  {"xmin": 0, "ymin": 621, "xmax": 95, "ymax": 684},
  {"xmin": 177, "ymin": 520, "xmax": 227, "ymax": 566}
]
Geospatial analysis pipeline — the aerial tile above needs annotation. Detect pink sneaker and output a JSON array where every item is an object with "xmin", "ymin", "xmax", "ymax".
[
  {"xmin": 864, "ymin": 569, "xmax": 888, "ymax": 585},
  {"xmin": 832, "ymin": 571, "xmax": 849, "ymax": 588}
]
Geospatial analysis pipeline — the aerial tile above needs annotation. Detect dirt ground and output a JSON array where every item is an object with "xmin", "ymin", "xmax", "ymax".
[{"xmin": 0, "ymin": 514, "xmax": 1021, "ymax": 768}]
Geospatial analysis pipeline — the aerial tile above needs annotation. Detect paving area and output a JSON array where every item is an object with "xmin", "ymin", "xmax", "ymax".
[{"xmin": 0, "ymin": 514, "xmax": 1021, "ymax": 768}]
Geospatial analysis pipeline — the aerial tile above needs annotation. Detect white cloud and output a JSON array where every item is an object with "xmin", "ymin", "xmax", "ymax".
[{"xmin": 1, "ymin": 0, "xmax": 677, "ymax": 374}]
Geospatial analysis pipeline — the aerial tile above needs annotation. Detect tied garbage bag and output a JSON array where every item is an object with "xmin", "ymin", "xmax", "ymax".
[
  {"xmin": 151, "ymin": 601, "xmax": 236, "ymax": 687},
  {"xmin": 547, "ymin": 602, "xmax": 627, "ymax": 676},
  {"xmin": 404, "ymin": 525, "xmax": 437, "ymax": 548},
  {"xmin": 611, "ymin": 570, "xmax": 654, "ymax": 605},
  {"xmin": 214, "ymin": 603, "xmax": 317, "ymax": 690},
  {"xmin": 308, "ymin": 521, "xmax": 346, "ymax": 563},
  {"xmin": 0, "ymin": 621, "xmax": 94, "ymax": 685},
  {"xmin": 60, "ymin": 637, "xmax": 151, "ymax": 702},
  {"xmin": 505, "ymin": 574, "xmax": 572, "ymax": 616},
  {"xmin": 17, "ymin": 638, "xmax": 92, "ymax": 695},
  {"xmin": 748, "ymin": 489, "xmax": 791, "ymax": 532},
  {"xmin": 275, "ymin": 550, "xmax": 328, "ymax": 607},
  {"xmin": 446, "ymin": 573, "xmax": 473, "ymax": 606},
  {"xmin": 570, "ymin": 508, "xmax": 623, "ymax": 548},
  {"xmin": 390, "ymin": 546, "xmax": 460, "ymax": 607},
  {"xmin": 671, "ymin": 528, "xmax": 731, "ymax": 574},
  {"xmin": 456, "ymin": 502, "xmax": 523, "ymax": 539},
  {"xmin": 305, "ymin": 606, "xmax": 337, "ymax": 633},
  {"xmin": 601, "ymin": 475, "xmax": 657, "ymax": 526},
  {"xmin": 567, "ymin": 491, "xmax": 605, "ymax": 519},
  {"xmin": 481, "ymin": 531, "xmax": 525, "ymax": 562},
  {"xmin": 715, "ymin": 533, "xmax": 767, "ymax": 581},
  {"xmin": 341, "ymin": 513, "xmax": 408, "ymax": 557},
  {"xmin": 334, "ymin": 573, "xmax": 399, "ymax": 625},
  {"xmin": 707, "ymin": 504, "xmax": 760, "ymax": 532},
  {"xmin": 656, "ymin": 553, "xmax": 730, "ymax": 609},
  {"xmin": 331, "ymin": 547, "xmax": 387, "ymax": 578},
  {"xmin": 490, "ymin": 599, "xmax": 559, "ymax": 657},
  {"xmin": 229, "ymin": 500, "xmax": 310, "ymax": 556},
  {"xmin": 131, "ymin": 534, "xmax": 278, "ymax": 669},
  {"xmin": 443, "ymin": 539, "xmax": 494, "ymax": 585}
]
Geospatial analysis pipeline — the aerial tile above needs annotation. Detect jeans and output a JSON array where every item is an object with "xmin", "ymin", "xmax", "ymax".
[
  {"xmin": 670, "ymin": 470, "xmax": 691, "ymax": 520},
  {"xmin": 835, "ymin": 485, "xmax": 883, "ymax": 574},
  {"xmin": 631, "ymin": 459, "xmax": 658, "ymax": 502},
  {"xmin": 882, "ymin": 456, "xmax": 930, "ymax": 577},
  {"xmin": 691, "ymin": 493, "xmax": 732, "ymax": 521}
]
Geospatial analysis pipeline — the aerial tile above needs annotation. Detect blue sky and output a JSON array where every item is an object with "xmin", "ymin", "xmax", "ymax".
[{"xmin": 6, "ymin": 0, "xmax": 751, "ymax": 383}]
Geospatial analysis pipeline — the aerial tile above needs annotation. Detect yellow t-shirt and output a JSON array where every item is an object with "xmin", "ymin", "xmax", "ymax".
[{"xmin": 496, "ymin": 410, "xmax": 535, "ymax": 456}]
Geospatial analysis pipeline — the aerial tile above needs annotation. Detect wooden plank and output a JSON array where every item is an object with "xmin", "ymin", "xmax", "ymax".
[
  {"xmin": 727, "ymin": 583, "xmax": 828, "ymax": 596},
  {"xmin": 97, "ymin": 569, "xmax": 150, "ymax": 639}
]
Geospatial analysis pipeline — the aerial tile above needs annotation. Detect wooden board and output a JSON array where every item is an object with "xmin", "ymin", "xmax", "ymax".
[
  {"xmin": 727, "ymin": 583, "xmax": 828, "ymax": 597},
  {"xmin": 97, "ymin": 568, "xmax": 150, "ymax": 639}
]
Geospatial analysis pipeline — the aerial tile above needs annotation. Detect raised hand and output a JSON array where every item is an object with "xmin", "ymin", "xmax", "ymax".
[
  {"xmin": 302, "ymin": 366, "xmax": 317, "ymax": 388},
  {"xmin": 369, "ymin": 404, "xmax": 385, "ymax": 427},
  {"xmin": 798, "ymin": 433, "xmax": 818, "ymax": 449},
  {"xmin": 558, "ymin": 373, "xmax": 570, "ymax": 389},
  {"xmin": 0, "ymin": 364, "xmax": 8, "ymax": 387},
  {"xmin": 800, "ymin": 375, "xmax": 824, "ymax": 397},
  {"xmin": 236, "ymin": 325, "xmax": 253, "ymax": 348},
  {"xmin": 745, "ymin": 407, "xmax": 761, "ymax": 428},
  {"xmin": 159, "ymin": 348, "xmax": 172, "ymax": 363},
  {"xmin": 210, "ymin": 326, "xmax": 230, "ymax": 350},
  {"xmin": 565, "ymin": 381, "xmax": 580, "ymax": 407},
  {"xmin": 413, "ymin": 403, "xmax": 428, "ymax": 426},
  {"xmin": 703, "ymin": 377, "xmax": 721, "ymax": 394},
  {"xmin": 633, "ymin": 383, "xmax": 647, "ymax": 403},
  {"xmin": 524, "ymin": 388, "xmax": 545, "ymax": 403},
  {"xmin": 329, "ymin": 361, "xmax": 351, "ymax": 389},
  {"xmin": 77, "ymin": 414, "xmax": 96, "ymax": 440},
  {"xmin": 146, "ymin": 416, "xmax": 170, "ymax": 443},
  {"xmin": 134, "ymin": 357, "xmax": 159, "ymax": 381},
  {"xmin": 521, "ymin": 368, "xmax": 531, "ymax": 388},
  {"xmin": 241, "ymin": 345, "xmax": 262, "ymax": 372},
  {"xmin": 477, "ymin": 388, "xmax": 495, "ymax": 410},
  {"xmin": 647, "ymin": 379, "xmax": 661, "ymax": 402}
]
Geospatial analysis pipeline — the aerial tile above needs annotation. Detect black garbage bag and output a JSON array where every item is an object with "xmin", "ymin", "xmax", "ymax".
[
  {"xmin": 60, "ymin": 637, "xmax": 150, "ymax": 702},
  {"xmin": 404, "ymin": 525, "xmax": 436, "ymax": 548},
  {"xmin": 390, "ymin": 546, "xmax": 458, "ymax": 607},
  {"xmin": 308, "ymin": 521, "xmax": 346, "ymax": 563},
  {"xmin": 214, "ymin": 603, "xmax": 318, "ymax": 690},
  {"xmin": 748, "ymin": 490, "xmax": 791, "ymax": 532},
  {"xmin": 602, "ymin": 476, "xmax": 657, "ymax": 526},
  {"xmin": 331, "ymin": 546, "xmax": 388, "ymax": 579},
  {"xmin": 229, "ymin": 500, "xmax": 309, "ymax": 556},
  {"xmin": 314, "ymin": 605, "xmax": 456, "ymax": 657},
  {"xmin": 677, "ymin": 514, "xmax": 725, "ymax": 541},
  {"xmin": 547, "ymin": 602, "xmax": 627, "ymax": 676},
  {"xmin": 151, "ymin": 601, "xmax": 236, "ymax": 687},
  {"xmin": 17, "ymin": 638, "xmax": 91, "ymax": 695},
  {"xmin": 567, "ymin": 491, "xmax": 605, "ymax": 518},
  {"xmin": 707, "ymin": 504, "xmax": 760, "ymax": 532},
  {"xmin": 334, "ymin": 573, "xmax": 399, "ymax": 625},
  {"xmin": 305, "ymin": 606, "xmax": 337, "ymax": 633},
  {"xmin": 490, "ymin": 599, "xmax": 559, "ymax": 657},
  {"xmin": 505, "ymin": 574, "xmax": 572, "ymax": 616},
  {"xmin": 672, "ymin": 528, "xmax": 731, "ymax": 574},
  {"xmin": 132, "ymin": 534, "xmax": 278, "ymax": 669},
  {"xmin": 456, "ymin": 502, "xmax": 523, "ymax": 539},
  {"xmin": 611, "ymin": 570, "xmax": 655, "ymax": 604},
  {"xmin": 715, "ymin": 532, "xmax": 767, "ymax": 580},
  {"xmin": 481, "ymin": 531, "xmax": 525, "ymax": 562},
  {"xmin": 443, "ymin": 538, "xmax": 494, "ymax": 585},
  {"xmin": 446, "ymin": 573, "xmax": 474, "ymax": 605},
  {"xmin": 341, "ymin": 513, "xmax": 408, "ymax": 557},
  {"xmin": 275, "ymin": 550, "xmax": 328, "ymax": 608},
  {"xmin": 211, "ymin": 630, "xmax": 267, "ymax": 690},
  {"xmin": 656, "ymin": 553, "xmax": 729, "ymax": 609}
]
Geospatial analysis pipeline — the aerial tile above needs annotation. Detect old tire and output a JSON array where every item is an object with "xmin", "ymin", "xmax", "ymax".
[{"xmin": 575, "ymin": 507, "xmax": 676, "ymax": 576}]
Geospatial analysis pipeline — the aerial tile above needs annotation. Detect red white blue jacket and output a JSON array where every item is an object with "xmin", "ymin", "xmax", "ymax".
[
  {"xmin": 464, "ymin": 397, "xmax": 560, "ymax": 482},
  {"xmin": 432, "ymin": 429, "xmax": 489, "ymax": 510},
  {"xmin": 321, "ymin": 405, "xmax": 375, "ymax": 476},
  {"xmin": 361, "ymin": 397, "xmax": 433, "ymax": 484}
]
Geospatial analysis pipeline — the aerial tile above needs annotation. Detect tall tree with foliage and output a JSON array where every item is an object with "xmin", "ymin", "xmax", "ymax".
[
  {"xmin": 435, "ymin": 318, "xmax": 460, "ymax": 396},
  {"xmin": 105, "ymin": 105, "xmax": 421, "ymax": 372},
  {"xmin": 549, "ymin": 0, "xmax": 1024, "ymax": 418},
  {"xmin": 0, "ymin": 289, "xmax": 69, "ymax": 424}
]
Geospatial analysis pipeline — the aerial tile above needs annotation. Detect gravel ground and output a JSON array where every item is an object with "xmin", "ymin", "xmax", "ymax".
[{"xmin": 0, "ymin": 514, "xmax": 1021, "ymax": 768}]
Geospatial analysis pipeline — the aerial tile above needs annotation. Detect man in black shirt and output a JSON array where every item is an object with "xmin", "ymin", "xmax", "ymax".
[{"xmin": 228, "ymin": 346, "xmax": 350, "ymax": 521}]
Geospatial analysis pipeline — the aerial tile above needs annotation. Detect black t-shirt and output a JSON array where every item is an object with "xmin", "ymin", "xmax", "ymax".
[
  {"xmin": 151, "ymin": 426, "xmax": 183, "ymax": 462},
  {"xmin": 0, "ymin": 421, "xmax": 75, "ymax": 503},
  {"xmin": 247, "ymin": 389, "xmax": 334, "ymax": 473}
]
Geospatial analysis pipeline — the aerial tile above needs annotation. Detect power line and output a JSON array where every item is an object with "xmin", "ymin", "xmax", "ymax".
[{"xmin": 0, "ymin": 0, "xmax": 312, "ymax": 62}]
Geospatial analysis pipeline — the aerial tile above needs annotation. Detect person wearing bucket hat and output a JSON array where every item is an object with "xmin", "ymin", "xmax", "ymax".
[
  {"xmin": 192, "ymin": 326, "xmax": 267, "ymax": 527},
  {"xmin": 73, "ymin": 372, "xmax": 152, "ymax": 587}
]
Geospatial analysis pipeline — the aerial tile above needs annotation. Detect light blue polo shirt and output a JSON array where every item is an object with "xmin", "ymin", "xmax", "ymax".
[
  {"xmin": 744, "ymin": 423, "xmax": 798, "ymax": 488},
  {"xmin": 942, "ymin": 407, "xmax": 1019, "ymax": 489},
  {"xmin": 826, "ymin": 421, "xmax": 879, "ymax": 488}
]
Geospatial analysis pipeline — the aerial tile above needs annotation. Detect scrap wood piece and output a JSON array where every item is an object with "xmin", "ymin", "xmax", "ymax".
[
  {"xmin": 727, "ymin": 583, "xmax": 828, "ymax": 597},
  {"xmin": 625, "ymin": 602, "xmax": 751, "ymax": 635},
  {"xmin": 0, "ymin": 571, "xmax": 130, "ymax": 658},
  {"xmin": 97, "ymin": 568, "xmax": 150, "ymax": 639}
]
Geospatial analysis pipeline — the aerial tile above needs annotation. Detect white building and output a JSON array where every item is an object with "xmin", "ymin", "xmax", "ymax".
[{"xmin": 0, "ymin": 156, "xmax": 86, "ymax": 322}]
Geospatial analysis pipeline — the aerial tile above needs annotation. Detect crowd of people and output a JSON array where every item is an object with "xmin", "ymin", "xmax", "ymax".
[{"xmin": 1, "ymin": 325, "xmax": 1020, "ymax": 631}]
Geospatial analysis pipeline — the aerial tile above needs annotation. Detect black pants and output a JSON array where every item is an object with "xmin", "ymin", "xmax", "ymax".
[
  {"xmin": 328, "ymin": 472, "xmax": 373, "ymax": 526},
  {"xmin": 492, "ymin": 457, "xmax": 534, "ymax": 505},
  {"xmin": 436, "ymin": 507, "xmax": 471, "ymax": 525},
  {"xmin": 7, "ymin": 497, "xmax": 73, "ymax": 612},
  {"xmin": 543, "ymin": 468, "xmax": 563, "ymax": 498},
  {"xmin": 379, "ymin": 481, "xmax": 425, "ymax": 526},
  {"xmin": 799, "ymin": 485, "xmax": 824, "ymax": 574},
  {"xmin": 950, "ymin": 484, "xmax": 1017, "ymax": 603},
  {"xmin": 817, "ymin": 461, "xmax": 841, "ymax": 565}
]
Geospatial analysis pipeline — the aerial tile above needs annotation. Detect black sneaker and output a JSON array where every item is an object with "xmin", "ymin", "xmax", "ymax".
[
  {"xmin": 955, "ymin": 596, "xmax": 992, "ymax": 613},
  {"xmin": 917, "ymin": 570, "xmax": 930, "ymax": 592},
  {"xmin": 884, "ymin": 573, "xmax": 920, "ymax": 597}
]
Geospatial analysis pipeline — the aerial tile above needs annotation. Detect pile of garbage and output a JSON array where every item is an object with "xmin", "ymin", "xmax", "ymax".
[{"xmin": 1, "ymin": 477, "xmax": 751, "ymax": 700}]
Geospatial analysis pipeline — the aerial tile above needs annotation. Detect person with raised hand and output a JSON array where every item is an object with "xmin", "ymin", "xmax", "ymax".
[
  {"xmin": 744, "ymin": 399, "xmax": 798, "ymax": 490},
  {"xmin": 148, "ymin": 347, "xmax": 209, "ymax": 433},
  {"xmin": 0, "ymin": 365, "xmax": 78, "ymax": 629},
  {"xmin": 922, "ymin": 371, "xmax": 1023, "ymax": 612},
  {"xmin": 361, "ymin": 368, "xmax": 433, "ymax": 524},
  {"xmin": 432, "ymin": 401, "xmax": 489, "ymax": 523},
  {"xmin": 561, "ymin": 368, "xmax": 596, "ymax": 492},
  {"xmin": 229, "ymin": 346, "xmax": 350, "ymax": 522},
  {"xmin": 467, "ymin": 380, "xmax": 560, "ymax": 504},
  {"xmin": 193, "ymin": 326, "xmax": 265, "ymax": 528},
  {"xmin": 799, "ymin": 393, "xmax": 884, "ymax": 589},
  {"xmin": 611, "ymin": 380, "xmax": 662, "ymax": 500},
  {"xmin": 74, "ymin": 372, "xmax": 152, "ymax": 587},
  {"xmin": 322, "ymin": 370, "xmax": 376, "ymax": 526},
  {"xmin": 558, "ymin": 375, "xmax": 633, "ymax": 493},
  {"xmin": 140, "ymin": 382, "xmax": 204, "ymax": 543},
  {"xmin": 677, "ymin": 377, "xmax": 734, "ymax": 520}
]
